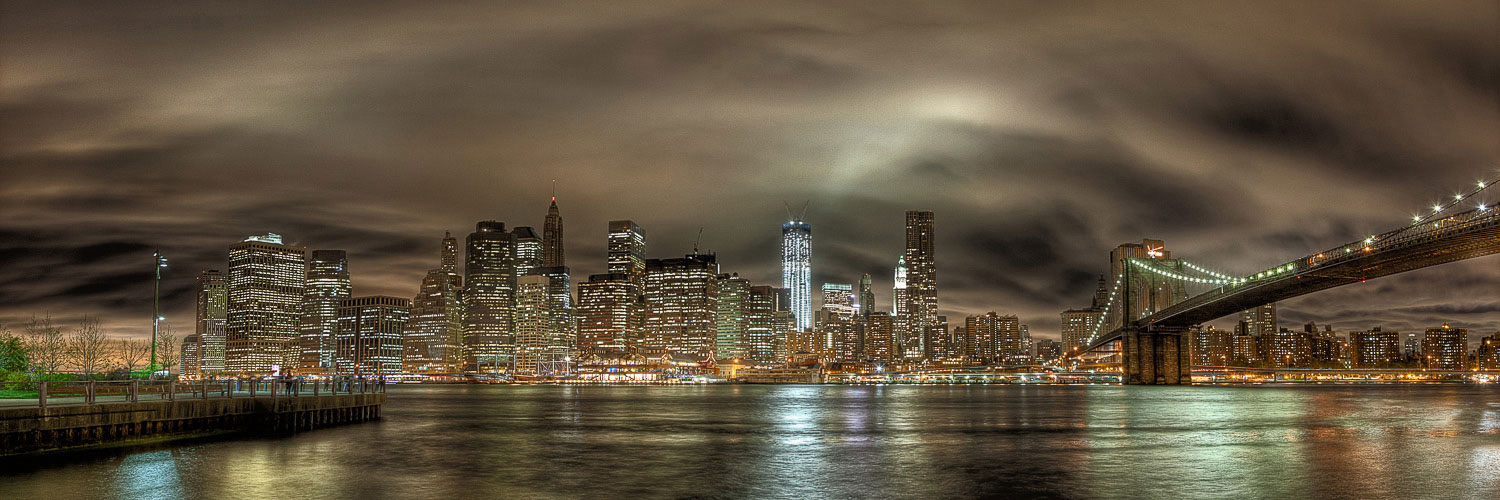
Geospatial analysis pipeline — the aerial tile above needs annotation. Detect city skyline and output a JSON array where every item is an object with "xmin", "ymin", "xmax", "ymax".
[{"xmin": 3, "ymin": 1, "xmax": 1498, "ymax": 342}]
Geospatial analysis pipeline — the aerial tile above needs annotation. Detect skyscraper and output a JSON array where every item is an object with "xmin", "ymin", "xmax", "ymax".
[
  {"xmin": 857, "ymin": 273, "xmax": 874, "ymax": 318},
  {"xmin": 892, "ymin": 255, "xmax": 913, "ymax": 358},
  {"xmin": 715, "ymin": 273, "xmax": 751, "ymax": 360},
  {"xmin": 781, "ymin": 219, "xmax": 812, "ymax": 332},
  {"xmin": 193, "ymin": 269, "xmax": 227, "ymax": 375},
  {"xmin": 820, "ymin": 283, "xmax": 855, "ymax": 319},
  {"xmin": 226, "ymin": 234, "xmax": 306, "ymax": 375},
  {"xmin": 642, "ymin": 254, "xmax": 719, "ymax": 356},
  {"xmin": 465, "ymin": 221, "xmax": 516, "ymax": 373},
  {"xmin": 299, "ymin": 250, "xmax": 350, "ymax": 375},
  {"xmin": 513, "ymin": 226, "xmax": 543, "ymax": 276},
  {"xmin": 335, "ymin": 296, "xmax": 409, "ymax": 376},
  {"xmin": 744, "ymin": 285, "xmax": 785, "ymax": 365},
  {"xmin": 543, "ymin": 195, "xmax": 564, "ymax": 268},
  {"xmin": 607, "ymin": 220, "xmax": 646, "ymax": 285},
  {"xmin": 1060, "ymin": 276, "xmax": 1108, "ymax": 354},
  {"xmin": 534, "ymin": 265, "xmax": 574, "ymax": 376},
  {"xmin": 1240, "ymin": 303, "xmax": 1277, "ymax": 336},
  {"xmin": 405, "ymin": 234, "xmax": 465, "ymax": 374},
  {"xmin": 513, "ymin": 275, "xmax": 551, "ymax": 375},
  {"xmin": 903, "ymin": 211, "xmax": 939, "ymax": 360},
  {"xmin": 577, "ymin": 273, "xmax": 637, "ymax": 353}
]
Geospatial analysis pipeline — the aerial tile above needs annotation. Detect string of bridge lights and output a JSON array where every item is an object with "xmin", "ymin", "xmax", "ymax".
[
  {"xmin": 1409, "ymin": 175, "xmax": 1499, "ymax": 227},
  {"xmin": 1082, "ymin": 273, "xmax": 1124, "ymax": 347}
]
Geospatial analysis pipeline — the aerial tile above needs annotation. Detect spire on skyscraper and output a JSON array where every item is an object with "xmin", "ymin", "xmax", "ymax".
[{"xmin": 544, "ymin": 187, "xmax": 564, "ymax": 268}]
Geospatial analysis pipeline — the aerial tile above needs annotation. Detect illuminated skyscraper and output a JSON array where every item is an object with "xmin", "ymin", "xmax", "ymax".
[
  {"xmin": 226, "ymin": 234, "xmax": 306, "ymax": 375},
  {"xmin": 1239, "ymin": 303, "xmax": 1277, "ymax": 336},
  {"xmin": 513, "ymin": 226, "xmax": 543, "ymax": 277},
  {"xmin": 642, "ymin": 254, "xmax": 719, "ymax": 356},
  {"xmin": 961, "ymin": 312, "xmax": 1001, "ymax": 363},
  {"xmin": 334, "ymin": 296, "xmax": 408, "ymax": 376},
  {"xmin": 440, "ymin": 231, "xmax": 460, "ymax": 284},
  {"xmin": 193, "ymin": 269, "xmax": 227, "ymax": 375},
  {"xmin": 820, "ymin": 283, "xmax": 855, "ymax": 318},
  {"xmin": 513, "ymin": 275, "xmax": 550, "ymax": 375},
  {"xmin": 464, "ymin": 221, "xmax": 516, "ymax": 373},
  {"xmin": 405, "ymin": 234, "xmax": 465, "ymax": 374},
  {"xmin": 863, "ymin": 313, "xmax": 896, "ymax": 363},
  {"xmin": 543, "ymin": 195, "xmax": 564, "ymax": 268},
  {"xmin": 577, "ymin": 273, "xmax": 636, "ymax": 353},
  {"xmin": 1423, "ymin": 323, "xmax": 1467, "ymax": 370},
  {"xmin": 607, "ymin": 220, "xmax": 646, "ymax": 285},
  {"xmin": 299, "ymin": 250, "xmax": 349, "ymax": 375},
  {"xmin": 715, "ymin": 273, "xmax": 751, "ymax": 359},
  {"xmin": 1060, "ymin": 276, "xmax": 1108, "ymax": 354},
  {"xmin": 534, "ymin": 265, "xmax": 574, "ymax": 376},
  {"xmin": 180, "ymin": 335, "xmax": 202, "ymax": 377},
  {"xmin": 781, "ymin": 219, "xmax": 812, "ymax": 331},
  {"xmin": 857, "ymin": 273, "xmax": 874, "ymax": 318},
  {"xmin": 892, "ymin": 256, "xmax": 913, "ymax": 358},
  {"xmin": 903, "ymin": 211, "xmax": 939, "ymax": 360},
  {"xmin": 743, "ymin": 285, "xmax": 785, "ymax": 365}
]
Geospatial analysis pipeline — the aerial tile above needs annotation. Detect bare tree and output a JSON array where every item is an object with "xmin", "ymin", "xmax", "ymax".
[
  {"xmin": 118, "ymin": 338, "xmax": 151, "ymax": 375},
  {"xmin": 67, "ymin": 316, "xmax": 111, "ymax": 377},
  {"xmin": 156, "ymin": 324, "xmax": 180, "ymax": 376},
  {"xmin": 24, "ymin": 314, "xmax": 68, "ymax": 375}
]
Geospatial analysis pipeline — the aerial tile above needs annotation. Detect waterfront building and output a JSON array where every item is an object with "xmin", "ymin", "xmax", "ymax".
[
  {"xmin": 892, "ymin": 256, "xmax": 914, "ymax": 359},
  {"xmin": 1478, "ymin": 332, "xmax": 1500, "ymax": 370},
  {"xmin": 543, "ymin": 195, "xmax": 564, "ymax": 268},
  {"xmin": 1239, "ymin": 303, "xmax": 1277, "ymax": 336},
  {"xmin": 299, "ymin": 249, "xmax": 349, "ymax": 375},
  {"xmin": 1349, "ymin": 327, "xmax": 1401, "ymax": 368},
  {"xmin": 903, "ymin": 210, "xmax": 940, "ymax": 360},
  {"xmin": 405, "ymin": 267, "xmax": 465, "ymax": 374},
  {"xmin": 193, "ymin": 269, "xmax": 227, "ymax": 375},
  {"xmin": 715, "ymin": 273, "xmax": 751, "ymax": 360},
  {"xmin": 862, "ymin": 312, "xmax": 896, "ymax": 364},
  {"xmin": 513, "ymin": 226, "xmax": 543, "ymax": 277},
  {"xmin": 577, "ymin": 273, "xmax": 637, "ymax": 354},
  {"xmin": 960, "ymin": 313, "xmax": 1000, "ymax": 364},
  {"xmin": 1033, "ymin": 338, "xmax": 1062, "ymax": 363},
  {"xmin": 744, "ymin": 285, "xmax": 787, "ymax": 365},
  {"xmin": 781, "ymin": 219, "xmax": 812, "ymax": 331},
  {"xmin": 607, "ymin": 220, "xmax": 646, "ymax": 285},
  {"xmin": 180, "ymin": 335, "xmax": 201, "ymax": 377},
  {"xmin": 334, "ymin": 296, "xmax": 409, "ymax": 376},
  {"xmin": 464, "ymin": 221, "xmax": 516, "ymax": 374},
  {"xmin": 1422, "ymin": 323, "xmax": 1467, "ymax": 370},
  {"xmin": 1191, "ymin": 325, "xmax": 1232, "ymax": 366},
  {"xmin": 226, "ymin": 234, "xmax": 306, "ymax": 375},
  {"xmin": 857, "ymin": 273, "xmax": 874, "ymax": 317},
  {"xmin": 642, "ymin": 254, "xmax": 719, "ymax": 357},
  {"xmin": 1260, "ymin": 328, "xmax": 1313, "ymax": 368},
  {"xmin": 1060, "ymin": 276, "xmax": 1108, "ymax": 354},
  {"xmin": 819, "ymin": 308, "xmax": 859, "ymax": 362},
  {"xmin": 513, "ymin": 275, "xmax": 550, "ymax": 375},
  {"xmin": 534, "ymin": 265, "xmax": 574, "ymax": 376}
]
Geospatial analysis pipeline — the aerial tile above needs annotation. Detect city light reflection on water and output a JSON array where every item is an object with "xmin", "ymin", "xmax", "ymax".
[{"xmin": 3, "ymin": 384, "xmax": 1498, "ymax": 499}]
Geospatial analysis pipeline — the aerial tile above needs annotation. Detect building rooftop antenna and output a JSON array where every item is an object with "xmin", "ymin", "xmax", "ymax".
[{"xmin": 692, "ymin": 227, "xmax": 704, "ymax": 256}]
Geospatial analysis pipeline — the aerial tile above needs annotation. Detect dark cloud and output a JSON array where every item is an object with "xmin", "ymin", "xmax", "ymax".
[{"xmin": 1, "ymin": 0, "xmax": 1497, "ymax": 340}]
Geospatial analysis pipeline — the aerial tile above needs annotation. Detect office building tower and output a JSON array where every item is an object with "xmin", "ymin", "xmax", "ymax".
[
  {"xmin": 781, "ymin": 219, "xmax": 812, "ymax": 331},
  {"xmin": 607, "ymin": 220, "xmax": 647, "ymax": 285},
  {"xmin": 892, "ymin": 256, "xmax": 913, "ymax": 358},
  {"xmin": 440, "ymin": 232, "xmax": 460, "ymax": 285},
  {"xmin": 405, "ymin": 267, "xmax": 465, "ymax": 374},
  {"xmin": 819, "ymin": 308, "xmax": 859, "ymax": 362},
  {"xmin": 857, "ymin": 273, "xmax": 875, "ymax": 317},
  {"xmin": 1349, "ymin": 327, "xmax": 1400, "ymax": 368},
  {"xmin": 534, "ymin": 266, "xmax": 574, "ymax": 376},
  {"xmin": 642, "ymin": 254, "xmax": 718, "ymax": 356},
  {"xmin": 863, "ymin": 313, "xmax": 896, "ymax": 364},
  {"xmin": 543, "ymin": 195, "xmax": 564, "ymax": 268},
  {"xmin": 578, "ymin": 273, "xmax": 637, "ymax": 354},
  {"xmin": 513, "ymin": 226, "xmax": 543, "ymax": 277},
  {"xmin": 465, "ymin": 221, "xmax": 516, "ymax": 373},
  {"xmin": 1240, "ymin": 303, "xmax": 1277, "ymax": 337},
  {"xmin": 902, "ymin": 211, "xmax": 940, "ymax": 360},
  {"xmin": 744, "ymin": 285, "xmax": 787, "ymax": 365},
  {"xmin": 1422, "ymin": 323, "xmax": 1467, "ymax": 370},
  {"xmin": 299, "ymin": 250, "xmax": 350, "ymax": 375},
  {"xmin": 226, "ymin": 234, "xmax": 306, "ymax": 375},
  {"xmin": 820, "ymin": 283, "xmax": 856, "ymax": 318},
  {"xmin": 180, "ymin": 335, "xmax": 201, "ymax": 377},
  {"xmin": 715, "ymin": 273, "xmax": 751, "ymax": 360},
  {"xmin": 193, "ymin": 270, "xmax": 228, "ymax": 375},
  {"xmin": 513, "ymin": 275, "xmax": 550, "ymax": 376},
  {"xmin": 335, "ymin": 296, "xmax": 409, "ymax": 376}
]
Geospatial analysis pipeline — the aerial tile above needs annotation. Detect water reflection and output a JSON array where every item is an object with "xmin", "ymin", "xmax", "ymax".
[{"xmin": 3, "ymin": 385, "xmax": 1498, "ymax": 499}]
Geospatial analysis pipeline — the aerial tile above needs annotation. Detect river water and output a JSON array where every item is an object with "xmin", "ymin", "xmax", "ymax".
[{"xmin": 3, "ymin": 384, "xmax": 1499, "ymax": 499}]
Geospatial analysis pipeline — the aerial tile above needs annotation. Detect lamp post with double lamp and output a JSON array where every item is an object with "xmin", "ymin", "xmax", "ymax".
[{"xmin": 152, "ymin": 251, "xmax": 168, "ymax": 374}]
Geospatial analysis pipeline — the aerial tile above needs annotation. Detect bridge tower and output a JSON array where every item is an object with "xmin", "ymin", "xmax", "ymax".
[{"xmin": 1121, "ymin": 325, "xmax": 1192, "ymax": 385}]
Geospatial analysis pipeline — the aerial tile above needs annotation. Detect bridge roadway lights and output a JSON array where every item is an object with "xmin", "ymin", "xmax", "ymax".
[{"xmin": 1122, "ymin": 325, "xmax": 1192, "ymax": 385}]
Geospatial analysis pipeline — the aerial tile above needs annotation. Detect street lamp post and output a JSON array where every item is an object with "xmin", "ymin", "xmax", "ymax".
[{"xmin": 152, "ymin": 251, "xmax": 168, "ymax": 374}]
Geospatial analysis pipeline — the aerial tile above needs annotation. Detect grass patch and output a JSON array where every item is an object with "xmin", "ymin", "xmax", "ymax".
[{"xmin": 0, "ymin": 388, "xmax": 39, "ymax": 399}]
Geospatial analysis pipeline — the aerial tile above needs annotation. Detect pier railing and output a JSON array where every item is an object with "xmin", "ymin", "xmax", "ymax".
[{"xmin": 0, "ymin": 377, "xmax": 387, "ymax": 408}]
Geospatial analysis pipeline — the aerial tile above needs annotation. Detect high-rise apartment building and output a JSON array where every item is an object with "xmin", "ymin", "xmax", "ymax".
[
  {"xmin": 193, "ymin": 269, "xmax": 227, "ymax": 375},
  {"xmin": 578, "ymin": 273, "xmax": 637, "ymax": 354},
  {"xmin": 1190, "ymin": 326, "xmax": 1233, "ymax": 366},
  {"xmin": 642, "ymin": 254, "xmax": 719, "ymax": 356},
  {"xmin": 902, "ymin": 211, "xmax": 940, "ymax": 360},
  {"xmin": 1240, "ymin": 303, "xmax": 1277, "ymax": 336},
  {"xmin": 1349, "ymin": 327, "xmax": 1400, "ymax": 368},
  {"xmin": 226, "ymin": 234, "xmax": 306, "ymax": 375},
  {"xmin": 781, "ymin": 219, "xmax": 812, "ymax": 331},
  {"xmin": 464, "ymin": 221, "xmax": 516, "ymax": 373},
  {"xmin": 863, "ymin": 313, "xmax": 896, "ymax": 364},
  {"xmin": 607, "ymin": 220, "xmax": 646, "ymax": 285},
  {"xmin": 299, "ymin": 250, "xmax": 350, "ymax": 375},
  {"xmin": 1478, "ymin": 333, "xmax": 1500, "ymax": 370},
  {"xmin": 543, "ymin": 195, "xmax": 564, "ymax": 268},
  {"xmin": 960, "ymin": 312, "xmax": 1001, "ymax": 363},
  {"xmin": 1422, "ymin": 323, "xmax": 1467, "ymax": 370},
  {"xmin": 715, "ymin": 273, "xmax": 751, "ymax": 360},
  {"xmin": 334, "ymin": 296, "xmax": 409, "ymax": 376},
  {"xmin": 1060, "ymin": 276, "xmax": 1108, "ymax": 354}
]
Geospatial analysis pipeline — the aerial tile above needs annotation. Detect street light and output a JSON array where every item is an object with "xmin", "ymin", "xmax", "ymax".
[{"xmin": 152, "ymin": 251, "xmax": 168, "ymax": 375}]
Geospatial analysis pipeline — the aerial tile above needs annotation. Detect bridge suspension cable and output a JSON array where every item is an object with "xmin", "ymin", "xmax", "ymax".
[{"xmin": 1082, "ymin": 273, "xmax": 1124, "ymax": 348}]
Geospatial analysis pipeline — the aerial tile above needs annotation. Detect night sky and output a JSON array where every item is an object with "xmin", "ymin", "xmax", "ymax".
[{"xmin": 2, "ymin": 1, "xmax": 1498, "ymax": 341}]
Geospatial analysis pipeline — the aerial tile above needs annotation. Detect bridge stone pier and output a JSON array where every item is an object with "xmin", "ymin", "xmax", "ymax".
[{"xmin": 1122, "ymin": 326, "xmax": 1192, "ymax": 385}]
